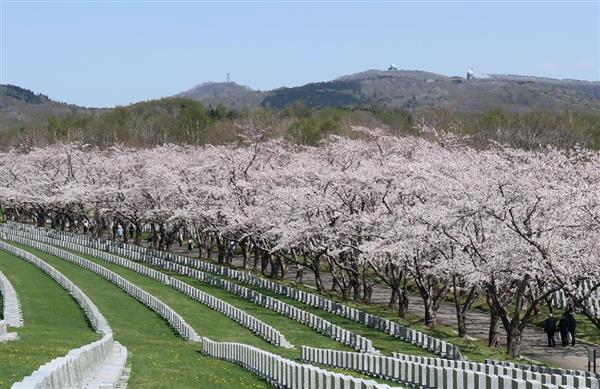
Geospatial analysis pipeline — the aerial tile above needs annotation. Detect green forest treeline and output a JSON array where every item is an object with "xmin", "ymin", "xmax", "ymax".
[{"xmin": 3, "ymin": 97, "xmax": 600, "ymax": 150}]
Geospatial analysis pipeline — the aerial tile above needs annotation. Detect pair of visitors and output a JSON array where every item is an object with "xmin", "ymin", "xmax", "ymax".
[{"xmin": 558, "ymin": 311, "xmax": 577, "ymax": 346}]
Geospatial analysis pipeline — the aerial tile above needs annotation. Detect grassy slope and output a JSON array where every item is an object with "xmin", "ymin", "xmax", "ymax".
[
  {"xmin": 12, "ymin": 243, "xmax": 404, "ymax": 386},
  {"xmin": 6, "ymin": 245, "xmax": 266, "ymax": 388},
  {"xmin": 464, "ymin": 292, "xmax": 600, "ymax": 346},
  {"xmin": 0, "ymin": 251, "xmax": 99, "ymax": 388},
  {"xmin": 162, "ymin": 252, "xmax": 522, "ymax": 363},
  {"xmin": 67, "ymin": 249, "xmax": 350, "ymax": 359},
  {"xmin": 83, "ymin": 242, "xmax": 519, "ymax": 362},
  {"xmin": 227, "ymin": 277, "xmax": 519, "ymax": 363},
  {"xmin": 62, "ymin": 243, "xmax": 442, "ymax": 358}
]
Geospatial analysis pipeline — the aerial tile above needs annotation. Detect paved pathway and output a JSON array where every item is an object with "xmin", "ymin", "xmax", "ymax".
[{"xmin": 161, "ymin": 243, "xmax": 596, "ymax": 370}]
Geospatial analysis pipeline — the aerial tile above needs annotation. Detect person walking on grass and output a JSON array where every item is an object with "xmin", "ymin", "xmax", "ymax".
[
  {"xmin": 566, "ymin": 310, "xmax": 577, "ymax": 346},
  {"xmin": 543, "ymin": 313, "xmax": 557, "ymax": 347},
  {"xmin": 295, "ymin": 264, "xmax": 304, "ymax": 283},
  {"xmin": 187, "ymin": 239, "xmax": 193, "ymax": 254},
  {"xmin": 559, "ymin": 312, "xmax": 570, "ymax": 346},
  {"xmin": 116, "ymin": 224, "xmax": 124, "ymax": 241}
]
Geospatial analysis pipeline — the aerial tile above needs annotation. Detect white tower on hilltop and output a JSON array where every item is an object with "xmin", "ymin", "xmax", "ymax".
[{"xmin": 466, "ymin": 68, "xmax": 474, "ymax": 80}]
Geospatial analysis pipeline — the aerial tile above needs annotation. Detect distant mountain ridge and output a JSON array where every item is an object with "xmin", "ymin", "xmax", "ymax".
[
  {"xmin": 3, "ymin": 68, "xmax": 600, "ymax": 135},
  {"xmin": 177, "ymin": 69, "xmax": 600, "ymax": 113},
  {"xmin": 176, "ymin": 82, "xmax": 267, "ymax": 109},
  {"xmin": 0, "ymin": 84, "xmax": 100, "ymax": 133}
]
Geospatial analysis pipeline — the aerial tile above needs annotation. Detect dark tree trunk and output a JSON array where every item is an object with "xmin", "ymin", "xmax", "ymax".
[
  {"xmin": 388, "ymin": 289, "xmax": 398, "ymax": 309},
  {"xmin": 241, "ymin": 237, "xmax": 250, "ymax": 269},
  {"xmin": 423, "ymin": 295, "xmax": 437, "ymax": 328},
  {"xmin": 134, "ymin": 224, "xmax": 142, "ymax": 245},
  {"xmin": 260, "ymin": 251, "xmax": 270, "ymax": 275},
  {"xmin": 217, "ymin": 238, "xmax": 225, "ymax": 264},
  {"xmin": 252, "ymin": 247, "xmax": 260, "ymax": 270},
  {"xmin": 36, "ymin": 210, "xmax": 46, "ymax": 227},
  {"xmin": 452, "ymin": 277, "xmax": 478, "ymax": 338},
  {"xmin": 506, "ymin": 324, "xmax": 524, "ymax": 356},
  {"xmin": 486, "ymin": 292, "xmax": 501, "ymax": 347}
]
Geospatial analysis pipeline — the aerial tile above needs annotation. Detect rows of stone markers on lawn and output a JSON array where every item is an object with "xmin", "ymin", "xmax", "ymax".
[
  {"xmin": 482, "ymin": 360, "xmax": 600, "ymax": 382},
  {"xmin": 0, "ymin": 269, "xmax": 23, "ymax": 328},
  {"xmin": 0, "ymin": 232, "xmax": 200, "ymax": 342},
  {"xmin": 390, "ymin": 354, "xmax": 600, "ymax": 388},
  {"xmin": 0, "ymin": 268, "xmax": 22, "ymax": 342},
  {"xmin": 201, "ymin": 339, "xmax": 402, "ymax": 389},
  {"xmin": 4, "ymin": 222, "xmax": 460, "ymax": 359},
  {"xmin": 302, "ymin": 346, "xmax": 600, "ymax": 389},
  {"xmin": 3, "ymin": 223, "xmax": 379, "ymax": 354},
  {"xmin": 2, "ymin": 223, "xmax": 598, "ymax": 388},
  {"xmin": 0, "ymin": 226, "xmax": 293, "ymax": 349},
  {"xmin": 9, "ymin": 222, "xmax": 600, "ymax": 387},
  {"xmin": 0, "ymin": 234, "xmax": 406, "ymax": 389},
  {"xmin": 552, "ymin": 285, "xmax": 600, "ymax": 320},
  {"xmin": 0, "ymin": 241, "xmax": 128, "ymax": 389}
]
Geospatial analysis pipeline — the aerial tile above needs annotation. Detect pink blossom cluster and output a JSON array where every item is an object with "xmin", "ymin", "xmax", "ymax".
[{"xmin": 1, "ymin": 127, "xmax": 599, "ymax": 354}]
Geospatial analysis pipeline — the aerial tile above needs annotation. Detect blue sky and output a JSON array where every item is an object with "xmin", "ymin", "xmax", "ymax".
[{"xmin": 1, "ymin": 1, "xmax": 598, "ymax": 107}]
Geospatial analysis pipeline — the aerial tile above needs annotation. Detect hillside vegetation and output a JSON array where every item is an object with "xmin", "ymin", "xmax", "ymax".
[{"xmin": 2, "ymin": 68, "xmax": 600, "ymax": 151}]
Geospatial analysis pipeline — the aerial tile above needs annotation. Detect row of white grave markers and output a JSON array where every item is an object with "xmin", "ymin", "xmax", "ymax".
[
  {"xmin": 3, "ymin": 224, "xmax": 373, "ymax": 353},
  {"xmin": 1, "ymin": 226, "xmax": 293, "ymax": 349},
  {"xmin": 390, "ymin": 353, "xmax": 600, "ymax": 387},
  {"xmin": 0, "ymin": 320, "xmax": 17, "ymax": 342},
  {"xmin": 6, "ymin": 222, "xmax": 451, "ymax": 357},
  {"xmin": 201, "ymin": 338, "xmax": 402, "ymax": 389},
  {"xmin": 552, "ymin": 286, "xmax": 600, "ymax": 320},
  {"xmin": 0, "ymin": 268, "xmax": 21, "ymax": 342},
  {"xmin": 0, "ymin": 232, "xmax": 200, "ymax": 343},
  {"xmin": 0, "ymin": 227, "xmax": 414, "ymax": 389},
  {"xmin": 303, "ymin": 346, "xmax": 598, "ymax": 389},
  {"xmin": 0, "ymin": 270, "xmax": 23, "ymax": 328},
  {"xmin": 0, "ymin": 241, "xmax": 128, "ymax": 389},
  {"xmin": 113, "ymin": 233, "xmax": 459, "ymax": 358},
  {"xmin": 483, "ymin": 359, "xmax": 600, "ymax": 382}
]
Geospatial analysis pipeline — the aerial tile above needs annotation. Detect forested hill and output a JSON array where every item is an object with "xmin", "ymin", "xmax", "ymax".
[
  {"xmin": 176, "ymin": 82, "xmax": 267, "ymax": 109},
  {"xmin": 2, "ymin": 69, "xmax": 600, "ymax": 150},
  {"xmin": 0, "ymin": 84, "xmax": 100, "ymax": 136},
  {"xmin": 178, "ymin": 70, "xmax": 600, "ymax": 113}
]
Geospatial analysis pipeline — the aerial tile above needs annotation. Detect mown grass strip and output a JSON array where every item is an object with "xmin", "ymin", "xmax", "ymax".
[
  {"xmin": 38, "ymin": 243, "xmax": 405, "ymax": 385},
  {"xmin": 0, "ymin": 250, "xmax": 99, "ymax": 388},
  {"xmin": 10, "ymin": 244, "xmax": 267, "ymax": 388}
]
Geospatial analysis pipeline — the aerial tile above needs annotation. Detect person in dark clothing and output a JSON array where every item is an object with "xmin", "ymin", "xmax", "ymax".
[
  {"xmin": 559, "ymin": 313, "xmax": 570, "ymax": 346},
  {"xmin": 543, "ymin": 313, "xmax": 557, "ymax": 347},
  {"xmin": 566, "ymin": 311, "xmax": 576, "ymax": 346}
]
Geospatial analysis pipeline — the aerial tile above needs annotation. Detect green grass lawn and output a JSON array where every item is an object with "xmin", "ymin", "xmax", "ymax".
[
  {"xmin": 162, "ymin": 254, "xmax": 519, "ymax": 363},
  {"xmin": 0, "ymin": 250, "xmax": 99, "ymax": 388},
  {"xmin": 0, "ymin": 232, "xmax": 539, "ymax": 387},
  {"xmin": 6, "ymin": 243, "xmax": 406, "ymax": 386},
  {"xmin": 62, "ymin": 247, "xmax": 351, "ymax": 359},
  {"xmin": 90, "ymin": 241, "xmax": 528, "ymax": 363},
  {"xmin": 452, "ymin": 287, "xmax": 600, "ymax": 347},
  {"xmin": 228, "ymin": 277, "xmax": 522, "ymax": 363},
  {"xmin": 4, "ymin": 244, "xmax": 267, "ymax": 388},
  {"xmin": 63, "ymin": 244, "xmax": 442, "ymax": 359}
]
